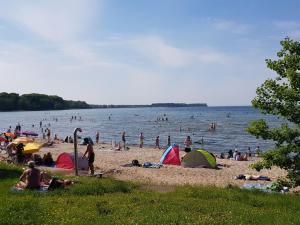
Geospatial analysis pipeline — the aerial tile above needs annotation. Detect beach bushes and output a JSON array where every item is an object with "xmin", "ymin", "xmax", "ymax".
[{"xmin": 248, "ymin": 37, "xmax": 300, "ymax": 186}]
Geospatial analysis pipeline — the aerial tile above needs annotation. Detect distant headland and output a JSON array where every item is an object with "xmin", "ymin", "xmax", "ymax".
[
  {"xmin": 91, "ymin": 103, "xmax": 207, "ymax": 108},
  {"xmin": 0, "ymin": 92, "xmax": 90, "ymax": 111},
  {"xmin": 0, "ymin": 92, "xmax": 207, "ymax": 111}
]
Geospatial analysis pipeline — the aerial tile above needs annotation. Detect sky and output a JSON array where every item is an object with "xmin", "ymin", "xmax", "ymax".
[{"xmin": 0, "ymin": 0, "xmax": 299, "ymax": 106}]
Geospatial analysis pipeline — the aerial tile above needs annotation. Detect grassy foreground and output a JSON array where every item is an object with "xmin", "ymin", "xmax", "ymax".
[{"xmin": 1, "ymin": 163, "xmax": 300, "ymax": 225}]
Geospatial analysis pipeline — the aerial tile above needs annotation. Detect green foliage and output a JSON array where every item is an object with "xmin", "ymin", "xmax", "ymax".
[
  {"xmin": 247, "ymin": 37, "xmax": 300, "ymax": 185},
  {"xmin": 1, "ymin": 163, "xmax": 300, "ymax": 225},
  {"xmin": 268, "ymin": 178, "xmax": 294, "ymax": 192},
  {"xmin": 0, "ymin": 92, "xmax": 90, "ymax": 111}
]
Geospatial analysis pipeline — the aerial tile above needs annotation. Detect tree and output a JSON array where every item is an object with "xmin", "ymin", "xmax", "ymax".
[
  {"xmin": 0, "ymin": 92, "xmax": 91, "ymax": 111},
  {"xmin": 247, "ymin": 37, "xmax": 300, "ymax": 186}
]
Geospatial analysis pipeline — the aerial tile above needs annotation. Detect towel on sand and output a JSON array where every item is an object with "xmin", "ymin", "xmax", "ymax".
[{"xmin": 143, "ymin": 162, "xmax": 162, "ymax": 169}]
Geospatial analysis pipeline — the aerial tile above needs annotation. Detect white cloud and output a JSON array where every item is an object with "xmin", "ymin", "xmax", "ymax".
[
  {"xmin": 130, "ymin": 36, "xmax": 231, "ymax": 67},
  {"xmin": 211, "ymin": 19, "xmax": 250, "ymax": 34},
  {"xmin": 273, "ymin": 20, "xmax": 300, "ymax": 38},
  {"xmin": 274, "ymin": 21, "xmax": 300, "ymax": 30},
  {"xmin": 0, "ymin": 0, "xmax": 99, "ymax": 43}
]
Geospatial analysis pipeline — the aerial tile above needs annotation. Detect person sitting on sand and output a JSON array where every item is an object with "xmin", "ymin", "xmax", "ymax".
[
  {"xmin": 43, "ymin": 152, "xmax": 54, "ymax": 166},
  {"xmin": 6, "ymin": 142, "xmax": 16, "ymax": 157},
  {"xmin": 241, "ymin": 153, "xmax": 248, "ymax": 161},
  {"xmin": 83, "ymin": 141, "xmax": 95, "ymax": 175},
  {"xmin": 220, "ymin": 153, "xmax": 225, "ymax": 159},
  {"xmin": 68, "ymin": 136, "xmax": 73, "ymax": 143},
  {"xmin": 33, "ymin": 154, "xmax": 43, "ymax": 166},
  {"xmin": 16, "ymin": 161, "xmax": 41, "ymax": 190},
  {"xmin": 235, "ymin": 152, "xmax": 242, "ymax": 161},
  {"xmin": 64, "ymin": 136, "xmax": 69, "ymax": 143},
  {"xmin": 16, "ymin": 143, "xmax": 25, "ymax": 164}
]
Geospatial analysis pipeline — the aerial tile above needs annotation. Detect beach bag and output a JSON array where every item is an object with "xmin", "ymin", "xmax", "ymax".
[{"xmin": 132, "ymin": 160, "xmax": 141, "ymax": 167}]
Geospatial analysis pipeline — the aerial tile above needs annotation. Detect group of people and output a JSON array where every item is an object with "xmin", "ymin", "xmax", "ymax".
[
  {"xmin": 70, "ymin": 115, "xmax": 82, "ymax": 121},
  {"xmin": 224, "ymin": 146, "xmax": 260, "ymax": 161},
  {"xmin": 6, "ymin": 141, "xmax": 55, "ymax": 166},
  {"xmin": 104, "ymin": 131, "xmax": 194, "ymax": 152}
]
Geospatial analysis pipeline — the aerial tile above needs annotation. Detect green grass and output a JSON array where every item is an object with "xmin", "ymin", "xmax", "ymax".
[{"xmin": 1, "ymin": 163, "xmax": 300, "ymax": 225}]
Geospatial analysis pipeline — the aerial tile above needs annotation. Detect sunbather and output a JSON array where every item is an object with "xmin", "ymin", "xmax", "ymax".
[
  {"xmin": 40, "ymin": 171, "xmax": 73, "ymax": 189},
  {"xmin": 16, "ymin": 161, "xmax": 41, "ymax": 189}
]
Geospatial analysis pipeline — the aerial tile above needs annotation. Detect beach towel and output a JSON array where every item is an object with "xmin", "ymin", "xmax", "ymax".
[
  {"xmin": 242, "ymin": 183, "xmax": 271, "ymax": 192},
  {"xmin": 142, "ymin": 162, "xmax": 162, "ymax": 169},
  {"xmin": 11, "ymin": 186, "xmax": 48, "ymax": 193}
]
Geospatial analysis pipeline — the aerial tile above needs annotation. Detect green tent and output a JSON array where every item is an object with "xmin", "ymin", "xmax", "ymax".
[{"xmin": 182, "ymin": 149, "xmax": 216, "ymax": 168}]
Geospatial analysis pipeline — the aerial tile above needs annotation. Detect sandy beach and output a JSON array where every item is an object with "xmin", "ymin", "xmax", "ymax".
[{"xmin": 38, "ymin": 142, "xmax": 286, "ymax": 188}]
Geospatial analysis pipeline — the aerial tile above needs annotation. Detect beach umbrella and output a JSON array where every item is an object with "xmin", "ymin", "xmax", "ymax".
[
  {"xmin": 4, "ymin": 133, "xmax": 15, "ymax": 138},
  {"xmin": 22, "ymin": 131, "xmax": 39, "ymax": 137},
  {"xmin": 12, "ymin": 137, "xmax": 34, "ymax": 145},
  {"xmin": 23, "ymin": 142, "xmax": 43, "ymax": 154}
]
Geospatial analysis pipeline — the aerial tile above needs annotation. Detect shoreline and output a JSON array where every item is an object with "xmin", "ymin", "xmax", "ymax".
[{"xmin": 38, "ymin": 142, "xmax": 286, "ymax": 188}]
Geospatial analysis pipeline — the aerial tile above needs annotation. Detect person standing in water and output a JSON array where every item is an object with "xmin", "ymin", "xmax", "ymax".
[
  {"xmin": 155, "ymin": 136, "xmax": 160, "ymax": 149},
  {"xmin": 122, "ymin": 131, "xmax": 126, "ymax": 150},
  {"xmin": 139, "ymin": 132, "xmax": 144, "ymax": 148},
  {"xmin": 96, "ymin": 131, "xmax": 100, "ymax": 144},
  {"xmin": 167, "ymin": 135, "xmax": 171, "ymax": 147},
  {"xmin": 83, "ymin": 141, "xmax": 95, "ymax": 175}
]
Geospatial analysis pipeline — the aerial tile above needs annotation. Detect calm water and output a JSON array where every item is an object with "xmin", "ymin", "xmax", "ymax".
[{"xmin": 0, "ymin": 106, "xmax": 280, "ymax": 153}]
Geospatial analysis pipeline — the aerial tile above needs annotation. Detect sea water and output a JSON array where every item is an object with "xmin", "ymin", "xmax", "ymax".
[{"xmin": 0, "ymin": 106, "xmax": 281, "ymax": 153}]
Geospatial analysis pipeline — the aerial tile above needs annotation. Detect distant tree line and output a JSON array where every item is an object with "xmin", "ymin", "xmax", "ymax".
[
  {"xmin": 0, "ymin": 93, "xmax": 90, "ymax": 111},
  {"xmin": 90, "ymin": 103, "xmax": 207, "ymax": 109}
]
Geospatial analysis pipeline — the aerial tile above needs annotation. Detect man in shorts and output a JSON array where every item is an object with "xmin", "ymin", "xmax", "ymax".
[{"xmin": 83, "ymin": 141, "xmax": 95, "ymax": 175}]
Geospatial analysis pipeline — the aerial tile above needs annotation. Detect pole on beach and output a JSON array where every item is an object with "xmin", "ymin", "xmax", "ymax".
[{"xmin": 74, "ymin": 128, "xmax": 82, "ymax": 176}]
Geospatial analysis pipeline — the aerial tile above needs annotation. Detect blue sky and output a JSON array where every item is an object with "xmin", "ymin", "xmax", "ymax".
[{"xmin": 0, "ymin": 0, "xmax": 299, "ymax": 106}]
